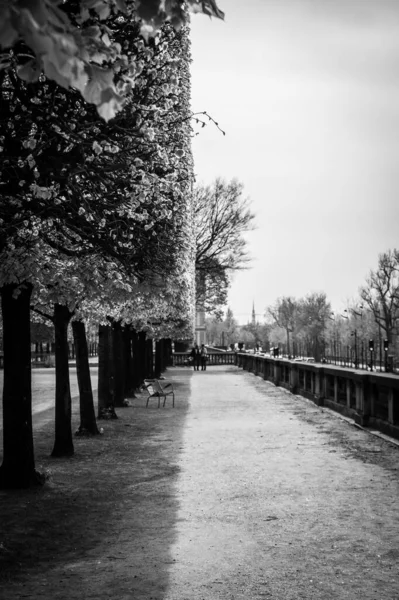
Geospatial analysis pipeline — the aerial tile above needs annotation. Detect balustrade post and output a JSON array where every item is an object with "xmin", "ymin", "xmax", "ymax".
[
  {"xmin": 290, "ymin": 365, "xmax": 298, "ymax": 394},
  {"xmin": 355, "ymin": 381, "xmax": 363, "ymax": 413},
  {"xmin": 388, "ymin": 388, "xmax": 394, "ymax": 424},
  {"xmin": 346, "ymin": 379, "xmax": 351, "ymax": 409},
  {"xmin": 314, "ymin": 371, "xmax": 324, "ymax": 406},
  {"xmin": 356, "ymin": 377, "xmax": 371, "ymax": 426},
  {"xmin": 334, "ymin": 376, "xmax": 338, "ymax": 403},
  {"xmin": 274, "ymin": 360, "xmax": 281, "ymax": 386}
]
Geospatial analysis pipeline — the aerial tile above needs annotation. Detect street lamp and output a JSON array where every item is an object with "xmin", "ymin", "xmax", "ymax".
[
  {"xmin": 375, "ymin": 308, "xmax": 383, "ymax": 371},
  {"xmin": 343, "ymin": 306, "xmax": 363, "ymax": 369},
  {"xmin": 327, "ymin": 312, "xmax": 337, "ymax": 364}
]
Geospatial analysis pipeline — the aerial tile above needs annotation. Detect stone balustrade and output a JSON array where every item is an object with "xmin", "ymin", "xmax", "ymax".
[{"xmin": 237, "ymin": 353, "xmax": 399, "ymax": 440}]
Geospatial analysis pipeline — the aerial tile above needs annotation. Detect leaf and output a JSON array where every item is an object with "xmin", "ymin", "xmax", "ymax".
[
  {"xmin": 114, "ymin": 0, "xmax": 127, "ymax": 12},
  {"xmin": 97, "ymin": 87, "xmax": 124, "ymax": 122},
  {"xmin": 94, "ymin": 1, "xmax": 111, "ymax": 20},
  {"xmin": 17, "ymin": 59, "xmax": 41, "ymax": 82},
  {"xmin": 83, "ymin": 65, "xmax": 115, "ymax": 106},
  {"xmin": 0, "ymin": 52, "xmax": 11, "ymax": 69},
  {"xmin": 188, "ymin": 0, "xmax": 225, "ymax": 20}
]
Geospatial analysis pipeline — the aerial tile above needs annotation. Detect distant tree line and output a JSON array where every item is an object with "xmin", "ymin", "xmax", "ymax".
[{"xmin": 206, "ymin": 248, "xmax": 399, "ymax": 364}]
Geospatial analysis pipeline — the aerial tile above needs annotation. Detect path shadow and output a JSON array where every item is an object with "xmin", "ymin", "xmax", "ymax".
[{"xmin": 0, "ymin": 368, "xmax": 191, "ymax": 600}]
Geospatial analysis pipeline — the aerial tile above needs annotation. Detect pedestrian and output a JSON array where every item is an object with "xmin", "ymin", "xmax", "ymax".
[
  {"xmin": 190, "ymin": 342, "xmax": 201, "ymax": 371},
  {"xmin": 200, "ymin": 343, "xmax": 208, "ymax": 371}
]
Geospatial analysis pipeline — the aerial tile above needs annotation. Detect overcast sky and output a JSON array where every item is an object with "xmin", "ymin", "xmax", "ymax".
[{"xmin": 189, "ymin": 0, "xmax": 399, "ymax": 324}]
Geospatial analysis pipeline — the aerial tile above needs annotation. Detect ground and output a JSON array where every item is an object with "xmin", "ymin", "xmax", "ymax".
[{"xmin": 0, "ymin": 366, "xmax": 399, "ymax": 600}]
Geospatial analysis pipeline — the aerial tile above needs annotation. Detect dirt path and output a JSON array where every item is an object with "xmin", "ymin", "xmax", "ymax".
[{"xmin": 1, "ymin": 366, "xmax": 399, "ymax": 599}]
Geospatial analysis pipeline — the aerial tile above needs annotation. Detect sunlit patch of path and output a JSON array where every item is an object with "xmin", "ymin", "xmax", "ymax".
[
  {"xmin": 0, "ymin": 367, "xmax": 98, "ymax": 454},
  {"xmin": 163, "ymin": 366, "xmax": 399, "ymax": 600}
]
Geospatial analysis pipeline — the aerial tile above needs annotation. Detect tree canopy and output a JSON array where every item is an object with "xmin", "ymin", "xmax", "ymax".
[{"xmin": 0, "ymin": 0, "xmax": 224, "ymax": 119}]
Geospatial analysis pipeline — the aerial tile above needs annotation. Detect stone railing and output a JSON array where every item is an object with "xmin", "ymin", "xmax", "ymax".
[
  {"xmin": 237, "ymin": 353, "xmax": 399, "ymax": 441},
  {"xmin": 173, "ymin": 351, "xmax": 236, "ymax": 367}
]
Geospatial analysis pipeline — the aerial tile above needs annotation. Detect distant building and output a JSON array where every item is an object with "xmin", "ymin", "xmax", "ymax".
[{"xmin": 195, "ymin": 271, "xmax": 206, "ymax": 345}]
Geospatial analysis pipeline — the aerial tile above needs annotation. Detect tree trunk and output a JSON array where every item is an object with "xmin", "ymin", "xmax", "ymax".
[
  {"xmin": 51, "ymin": 303, "xmax": 74, "ymax": 457},
  {"xmin": 137, "ymin": 331, "xmax": 147, "ymax": 386},
  {"xmin": 146, "ymin": 338, "xmax": 154, "ymax": 379},
  {"xmin": 165, "ymin": 338, "xmax": 173, "ymax": 367},
  {"xmin": 98, "ymin": 324, "xmax": 117, "ymax": 419},
  {"xmin": 72, "ymin": 320, "xmax": 99, "ymax": 435},
  {"xmin": 131, "ymin": 328, "xmax": 140, "ymax": 391},
  {"xmin": 154, "ymin": 340, "xmax": 162, "ymax": 378},
  {"xmin": 286, "ymin": 329, "xmax": 291, "ymax": 357},
  {"xmin": 124, "ymin": 326, "xmax": 136, "ymax": 398},
  {"xmin": 0, "ymin": 283, "xmax": 44, "ymax": 489},
  {"xmin": 112, "ymin": 320, "xmax": 126, "ymax": 407}
]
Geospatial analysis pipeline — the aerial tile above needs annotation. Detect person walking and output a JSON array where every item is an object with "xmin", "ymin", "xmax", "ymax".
[
  {"xmin": 200, "ymin": 344, "xmax": 208, "ymax": 371},
  {"xmin": 190, "ymin": 343, "xmax": 201, "ymax": 371}
]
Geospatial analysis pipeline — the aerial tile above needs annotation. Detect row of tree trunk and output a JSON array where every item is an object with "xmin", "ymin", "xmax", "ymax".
[{"xmin": 0, "ymin": 283, "xmax": 173, "ymax": 489}]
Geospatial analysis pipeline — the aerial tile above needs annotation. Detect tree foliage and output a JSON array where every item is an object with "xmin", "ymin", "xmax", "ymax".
[
  {"xmin": 0, "ymin": 18, "xmax": 196, "ymax": 486},
  {"xmin": 0, "ymin": 22, "xmax": 194, "ymax": 288},
  {"xmin": 0, "ymin": 0, "xmax": 224, "ymax": 119}
]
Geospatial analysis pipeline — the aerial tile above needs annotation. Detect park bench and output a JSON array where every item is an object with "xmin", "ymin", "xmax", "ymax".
[{"xmin": 143, "ymin": 379, "xmax": 175, "ymax": 408}]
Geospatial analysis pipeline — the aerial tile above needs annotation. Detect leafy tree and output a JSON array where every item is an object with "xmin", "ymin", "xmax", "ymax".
[
  {"xmin": 0, "ymin": 22, "xmax": 193, "ymax": 274},
  {"xmin": 30, "ymin": 321, "xmax": 54, "ymax": 352},
  {"xmin": 205, "ymin": 307, "xmax": 238, "ymax": 346},
  {"xmin": 0, "ymin": 0, "xmax": 224, "ymax": 119},
  {"xmin": 205, "ymin": 314, "xmax": 223, "ymax": 346},
  {"xmin": 194, "ymin": 178, "xmax": 255, "ymax": 315},
  {"xmin": 0, "ymin": 23, "xmax": 195, "ymax": 486},
  {"xmin": 237, "ymin": 327, "xmax": 255, "ymax": 347}
]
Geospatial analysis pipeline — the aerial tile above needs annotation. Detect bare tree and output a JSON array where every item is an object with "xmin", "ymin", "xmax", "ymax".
[
  {"xmin": 194, "ymin": 178, "xmax": 255, "ymax": 315},
  {"xmin": 267, "ymin": 297, "xmax": 297, "ymax": 356},
  {"xmin": 296, "ymin": 293, "xmax": 331, "ymax": 360},
  {"xmin": 360, "ymin": 249, "xmax": 399, "ymax": 347}
]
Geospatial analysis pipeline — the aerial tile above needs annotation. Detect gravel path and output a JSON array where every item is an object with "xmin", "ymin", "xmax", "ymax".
[
  {"xmin": 1, "ymin": 365, "xmax": 399, "ymax": 600},
  {"xmin": 163, "ymin": 366, "xmax": 399, "ymax": 600}
]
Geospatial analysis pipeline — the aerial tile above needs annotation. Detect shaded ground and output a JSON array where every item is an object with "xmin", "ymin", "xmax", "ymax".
[
  {"xmin": 0, "ymin": 365, "xmax": 98, "ymax": 433},
  {"xmin": 1, "ymin": 366, "xmax": 399, "ymax": 599}
]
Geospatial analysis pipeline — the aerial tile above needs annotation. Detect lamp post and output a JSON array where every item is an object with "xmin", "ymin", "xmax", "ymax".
[
  {"xmin": 343, "ymin": 306, "xmax": 363, "ymax": 369},
  {"xmin": 376, "ymin": 309, "xmax": 382, "ymax": 371},
  {"xmin": 352, "ymin": 305, "xmax": 363, "ymax": 369},
  {"xmin": 327, "ymin": 312, "xmax": 337, "ymax": 365}
]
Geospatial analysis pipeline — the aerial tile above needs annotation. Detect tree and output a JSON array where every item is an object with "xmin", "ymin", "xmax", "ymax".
[
  {"xmin": 0, "ymin": 22, "xmax": 196, "ymax": 486},
  {"xmin": 360, "ymin": 249, "xmax": 399, "ymax": 350},
  {"xmin": 267, "ymin": 297, "xmax": 297, "ymax": 356},
  {"xmin": 0, "ymin": 0, "xmax": 224, "ymax": 119},
  {"xmin": 205, "ymin": 314, "xmax": 223, "ymax": 346},
  {"xmin": 0, "ymin": 282, "xmax": 45, "ymax": 488},
  {"xmin": 296, "ymin": 293, "xmax": 331, "ymax": 361},
  {"xmin": 0, "ymin": 22, "xmax": 194, "ymax": 274},
  {"xmin": 223, "ymin": 307, "xmax": 238, "ymax": 346},
  {"xmin": 194, "ymin": 178, "xmax": 255, "ymax": 315}
]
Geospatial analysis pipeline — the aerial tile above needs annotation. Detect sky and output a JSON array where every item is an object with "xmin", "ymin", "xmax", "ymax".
[{"xmin": 189, "ymin": 0, "xmax": 399, "ymax": 324}]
